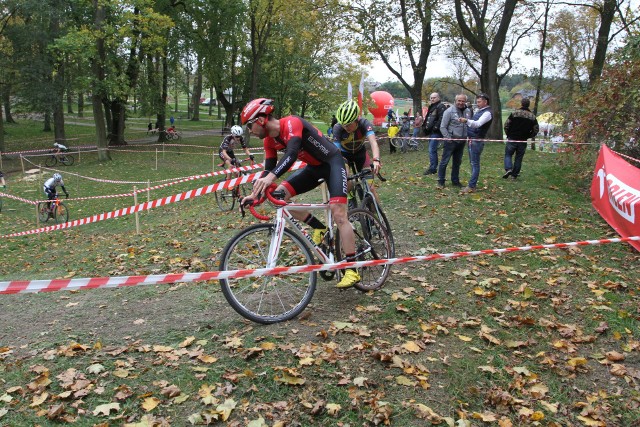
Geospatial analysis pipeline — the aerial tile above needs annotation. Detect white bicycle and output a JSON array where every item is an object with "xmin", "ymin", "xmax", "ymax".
[{"xmin": 218, "ymin": 184, "xmax": 393, "ymax": 324}]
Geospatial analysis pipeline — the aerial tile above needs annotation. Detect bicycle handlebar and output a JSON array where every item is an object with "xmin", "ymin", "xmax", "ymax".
[
  {"xmin": 241, "ymin": 183, "xmax": 283, "ymax": 221},
  {"xmin": 347, "ymin": 168, "xmax": 387, "ymax": 182}
]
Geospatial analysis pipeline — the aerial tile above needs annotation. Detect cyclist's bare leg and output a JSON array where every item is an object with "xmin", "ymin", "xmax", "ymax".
[{"xmin": 331, "ymin": 203, "xmax": 355, "ymax": 256}]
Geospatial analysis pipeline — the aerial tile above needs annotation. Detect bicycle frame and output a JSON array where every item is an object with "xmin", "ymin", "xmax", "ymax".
[{"xmin": 266, "ymin": 200, "xmax": 336, "ymax": 270}]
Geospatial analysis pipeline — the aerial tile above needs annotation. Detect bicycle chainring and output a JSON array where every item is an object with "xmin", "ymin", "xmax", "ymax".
[{"xmin": 319, "ymin": 270, "xmax": 336, "ymax": 281}]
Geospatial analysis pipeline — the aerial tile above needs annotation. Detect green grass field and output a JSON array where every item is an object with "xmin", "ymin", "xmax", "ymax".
[{"xmin": 0, "ymin": 124, "xmax": 638, "ymax": 426}]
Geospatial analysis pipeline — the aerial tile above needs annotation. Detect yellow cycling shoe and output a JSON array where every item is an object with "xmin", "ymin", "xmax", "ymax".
[
  {"xmin": 336, "ymin": 269, "xmax": 361, "ymax": 288},
  {"xmin": 312, "ymin": 228, "xmax": 328, "ymax": 245}
]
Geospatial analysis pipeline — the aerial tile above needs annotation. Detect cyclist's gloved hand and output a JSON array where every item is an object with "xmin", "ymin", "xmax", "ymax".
[
  {"xmin": 249, "ymin": 154, "xmax": 255, "ymax": 162},
  {"xmin": 65, "ymin": 193, "xmax": 69, "ymax": 198},
  {"xmin": 240, "ymin": 196, "xmax": 255, "ymax": 208}
]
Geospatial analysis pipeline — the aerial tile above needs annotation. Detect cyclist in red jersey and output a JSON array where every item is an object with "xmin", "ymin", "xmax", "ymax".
[{"xmin": 240, "ymin": 98, "xmax": 361, "ymax": 289}]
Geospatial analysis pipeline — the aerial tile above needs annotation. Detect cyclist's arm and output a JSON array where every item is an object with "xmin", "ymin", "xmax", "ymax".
[
  {"xmin": 60, "ymin": 185, "xmax": 69, "ymax": 196},
  {"xmin": 271, "ymin": 137, "xmax": 302, "ymax": 178},
  {"xmin": 365, "ymin": 133, "xmax": 381, "ymax": 173}
]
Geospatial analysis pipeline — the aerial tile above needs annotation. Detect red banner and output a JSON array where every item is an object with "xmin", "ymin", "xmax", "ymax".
[{"xmin": 591, "ymin": 145, "xmax": 640, "ymax": 251}]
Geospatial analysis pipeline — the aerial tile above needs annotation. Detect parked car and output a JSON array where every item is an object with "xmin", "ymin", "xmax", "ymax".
[{"xmin": 201, "ymin": 98, "xmax": 217, "ymax": 106}]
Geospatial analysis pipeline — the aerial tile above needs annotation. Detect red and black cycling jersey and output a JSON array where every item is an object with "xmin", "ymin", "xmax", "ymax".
[
  {"xmin": 332, "ymin": 117, "xmax": 375, "ymax": 153},
  {"xmin": 219, "ymin": 134, "xmax": 247, "ymax": 154},
  {"xmin": 264, "ymin": 116, "xmax": 341, "ymax": 178}
]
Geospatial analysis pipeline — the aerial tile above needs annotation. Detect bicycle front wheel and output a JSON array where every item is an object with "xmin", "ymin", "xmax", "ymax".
[
  {"xmin": 361, "ymin": 194, "xmax": 395, "ymax": 257},
  {"xmin": 44, "ymin": 155, "xmax": 57, "ymax": 167},
  {"xmin": 61, "ymin": 154, "xmax": 75, "ymax": 166},
  {"xmin": 214, "ymin": 178, "xmax": 235, "ymax": 211},
  {"xmin": 37, "ymin": 202, "xmax": 50, "ymax": 222},
  {"xmin": 54, "ymin": 202, "xmax": 69, "ymax": 224},
  {"xmin": 390, "ymin": 138, "xmax": 402, "ymax": 148},
  {"xmin": 336, "ymin": 208, "xmax": 392, "ymax": 292},
  {"xmin": 219, "ymin": 224, "xmax": 317, "ymax": 324}
]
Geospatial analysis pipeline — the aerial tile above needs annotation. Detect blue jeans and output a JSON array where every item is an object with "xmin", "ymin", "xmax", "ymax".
[
  {"xmin": 438, "ymin": 140, "xmax": 466, "ymax": 185},
  {"xmin": 504, "ymin": 141, "xmax": 527, "ymax": 177},
  {"xmin": 428, "ymin": 133, "xmax": 442, "ymax": 172},
  {"xmin": 467, "ymin": 140, "xmax": 485, "ymax": 188}
]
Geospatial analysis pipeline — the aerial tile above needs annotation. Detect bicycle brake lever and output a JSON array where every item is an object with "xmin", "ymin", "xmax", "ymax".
[{"xmin": 377, "ymin": 173, "xmax": 387, "ymax": 182}]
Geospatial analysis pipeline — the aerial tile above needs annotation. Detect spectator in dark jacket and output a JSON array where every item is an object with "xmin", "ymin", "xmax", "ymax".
[
  {"xmin": 423, "ymin": 93, "xmax": 448, "ymax": 175},
  {"xmin": 503, "ymin": 98, "xmax": 539, "ymax": 180}
]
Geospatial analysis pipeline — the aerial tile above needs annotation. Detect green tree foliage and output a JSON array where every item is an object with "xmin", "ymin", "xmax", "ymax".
[{"xmin": 570, "ymin": 35, "xmax": 640, "ymax": 159}]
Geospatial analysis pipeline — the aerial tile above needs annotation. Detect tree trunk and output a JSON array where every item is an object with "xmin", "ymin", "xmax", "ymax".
[
  {"xmin": 78, "ymin": 92, "xmax": 84, "ymax": 118},
  {"xmin": 66, "ymin": 90, "xmax": 74, "ymax": 114},
  {"xmin": 0, "ymin": 102, "xmax": 5, "ymax": 153},
  {"xmin": 43, "ymin": 112, "xmax": 52, "ymax": 132},
  {"xmin": 157, "ymin": 54, "xmax": 169, "ymax": 142},
  {"xmin": 191, "ymin": 57, "xmax": 203, "ymax": 121},
  {"xmin": 92, "ymin": 0, "xmax": 110, "ymax": 162},
  {"xmin": 108, "ymin": 100, "xmax": 126, "ymax": 146},
  {"xmin": 588, "ymin": 0, "xmax": 616, "ymax": 87},
  {"xmin": 532, "ymin": 0, "xmax": 551, "ymax": 150},
  {"xmin": 2, "ymin": 86, "xmax": 15, "ymax": 124},
  {"xmin": 53, "ymin": 100, "xmax": 66, "ymax": 145}
]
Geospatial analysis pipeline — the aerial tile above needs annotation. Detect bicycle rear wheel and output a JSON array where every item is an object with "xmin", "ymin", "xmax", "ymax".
[
  {"xmin": 214, "ymin": 178, "xmax": 236, "ymax": 211},
  {"xmin": 61, "ymin": 154, "xmax": 75, "ymax": 166},
  {"xmin": 361, "ymin": 194, "xmax": 395, "ymax": 257},
  {"xmin": 219, "ymin": 224, "xmax": 317, "ymax": 324},
  {"xmin": 336, "ymin": 208, "xmax": 392, "ymax": 292},
  {"xmin": 54, "ymin": 202, "xmax": 69, "ymax": 224},
  {"xmin": 44, "ymin": 155, "xmax": 57, "ymax": 167},
  {"xmin": 37, "ymin": 202, "xmax": 50, "ymax": 222}
]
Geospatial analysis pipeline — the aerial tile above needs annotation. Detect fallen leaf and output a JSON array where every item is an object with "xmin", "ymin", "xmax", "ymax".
[
  {"xmin": 92, "ymin": 402, "xmax": 120, "ymax": 416},
  {"xmin": 141, "ymin": 397, "xmax": 160, "ymax": 412}
]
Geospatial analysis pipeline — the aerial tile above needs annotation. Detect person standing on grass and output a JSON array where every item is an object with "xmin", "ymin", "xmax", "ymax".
[
  {"xmin": 503, "ymin": 98, "xmax": 539, "ymax": 181},
  {"xmin": 458, "ymin": 93, "xmax": 492, "ymax": 194},
  {"xmin": 0, "ymin": 171, "xmax": 6, "ymax": 189},
  {"xmin": 423, "ymin": 92, "xmax": 448, "ymax": 175},
  {"xmin": 437, "ymin": 94, "xmax": 471, "ymax": 190},
  {"xmin": 412, "ymin": 112, "xmax": 423, "ymax": 142}
]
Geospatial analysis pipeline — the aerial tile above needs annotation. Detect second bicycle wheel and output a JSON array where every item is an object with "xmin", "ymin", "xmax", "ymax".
[
  {"xmin": 336, "ymin": 208, "xmax": 392, "ymax": 292},
  {"xmin": 54, "ymin": 202, "xmax": 69, "ymax": 224},
  {"xmin": 214, "ymin": 178, "xmax": 236, "ymax": 211},
  {"xmin": 219, "ymin": 224, "xmax": 317, "ymax": 324},
  {"xmin": 361, "ymin": 194, "xmax": 395, "ymax": 257},
  {"xmin": 61, "ymin": 154, "xmax": 75, "ymax": 166}
]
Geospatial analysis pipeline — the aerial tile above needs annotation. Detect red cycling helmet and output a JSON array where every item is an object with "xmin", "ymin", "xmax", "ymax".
[{"xmin": 240, "ymin": 98, "xmax": 274, "ymax": 125}]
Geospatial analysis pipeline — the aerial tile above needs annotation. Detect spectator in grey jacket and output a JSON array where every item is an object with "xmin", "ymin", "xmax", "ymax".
[
  {"xmin": 437, "ymin": 94, "xmax": 471, "ymax": 190},
  {"xmin": 503, "ymin": 98, "xmax": 539, "ymax": 180}
]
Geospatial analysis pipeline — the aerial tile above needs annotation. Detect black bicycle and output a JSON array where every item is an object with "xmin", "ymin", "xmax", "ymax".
[
  {"xmin": 214, "ymin": 158, "xmax": 254, "ymax": 212},
  {"xmin": 347, "ymin": 167, "xmax": 395, "ymax": 257},
  {"xmin": 44, "ymin": 151, "xmax": 75, "ymax": 167}
]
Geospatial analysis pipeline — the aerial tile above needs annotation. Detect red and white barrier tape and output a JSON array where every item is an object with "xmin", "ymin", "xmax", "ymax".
[
  {"xmin": 1, "ymin": 235, "xmax": 637, "ymax": 294},
  {"xmin": 0, "ymin": 192, "xmax": 38, "ymax": 205},
  {"xmin": 611, "ymin": 148, "xmax": 640, "ymax": 165},
  {"xmin": 381, "ymin": 136, "xmax": 597, "ymax": 145},
  {"xmin": 1, "ymin": 161, "xmax": 305, "ymax": 239},
  {"xmin": 31, "ymin": 163, "xmax": 270, "ymax": 203}
]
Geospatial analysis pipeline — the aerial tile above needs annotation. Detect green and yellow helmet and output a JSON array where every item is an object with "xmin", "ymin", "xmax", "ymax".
[{"xmin": 335, "ymin": 100, "xmax": 360, "ymax": 124}]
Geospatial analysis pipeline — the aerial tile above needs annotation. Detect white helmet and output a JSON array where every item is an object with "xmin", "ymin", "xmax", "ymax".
[
  {"xmin": 53, "ymin": 173, "xmax": 62, "ymax": 182},
  {"xmin": 230, "ymin": 125, "xmax": 243, "ymax": 136}
]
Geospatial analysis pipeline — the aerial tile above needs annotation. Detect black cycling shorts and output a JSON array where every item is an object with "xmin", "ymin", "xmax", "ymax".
[{"xmin": 282, "ymin": 154, "xmax": 347, "ymax": 204}]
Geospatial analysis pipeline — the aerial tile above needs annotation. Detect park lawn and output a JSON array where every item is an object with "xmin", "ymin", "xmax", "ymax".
[{"xmin": 0, "ymin": 138, "xmax": 639, "ymax": 426}]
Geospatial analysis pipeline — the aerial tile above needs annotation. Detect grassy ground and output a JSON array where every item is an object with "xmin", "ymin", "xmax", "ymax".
[{"xmin": 0, "ymin": 131, "xmax": 639, "ymax": 426}]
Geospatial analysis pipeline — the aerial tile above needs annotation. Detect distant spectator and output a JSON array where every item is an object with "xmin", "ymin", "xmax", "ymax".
[
  {"xmin": 399, "ymin": 116, "xmax": 411, "ymax": 152},
  {"xmin": 438, "ymin": 94, "xmax": 471, "ymax": 190},
  {"xmin": 459, "ymin": 93, "xmax": 493, "ymax": 194},
  {"xmin": 0, "ymin": 171, "xmax": 6, "ymax": 189},
  {"xmin": 388, "ymin": 121, "xmax": 399, "ymax": 154},
  {"xmin": 412, "ymin": 112, "xmax": 423, "ymax": 141},
  {"xmin": 423, "ymin": 92, "xmax": 448, "ymax": 175},
  {"xmin": 386, "ymin": 108, "xmax": 396, "ymax": 124},
  {"xmin": 503, "ymin": 98, "xmax": 539, "ymax": 180},
  {"xmin": 170, "ymin": 116, "xmax": 175, "ymax": 126}
]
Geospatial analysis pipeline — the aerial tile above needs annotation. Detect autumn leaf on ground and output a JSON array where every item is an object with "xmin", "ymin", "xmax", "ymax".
[
  {"xmin": 274, "ymin": 372, "xmax": 305, "ymax": 385},
  {"xmin": 326, "ymin": 403, "xmax": 341, "ymax": 416},
  {"xmin": 92, "ymin": 402, "xmax": 120, "ymax": 416},
  {"xmin": 141, "ymin": 397, "xmax": 160, "ymax": 412}
]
